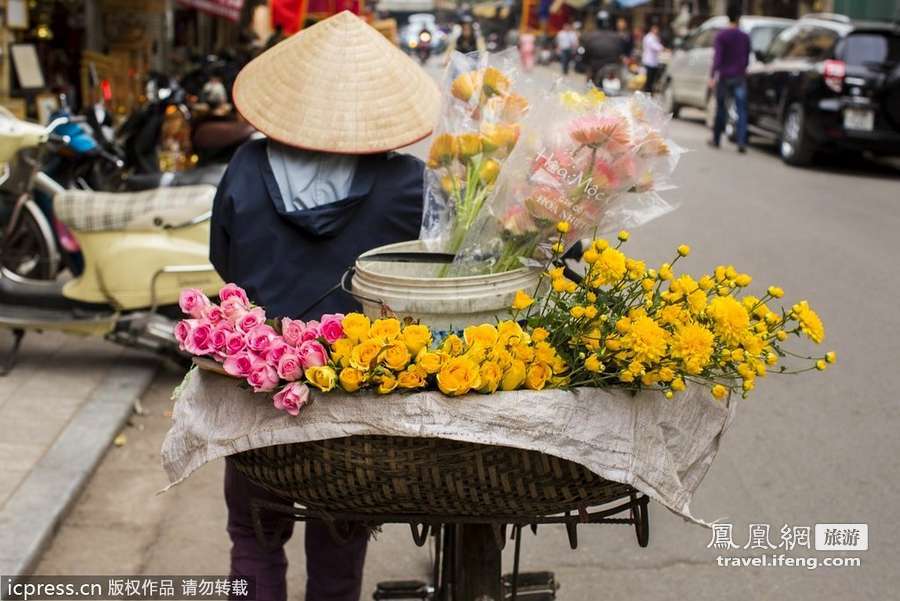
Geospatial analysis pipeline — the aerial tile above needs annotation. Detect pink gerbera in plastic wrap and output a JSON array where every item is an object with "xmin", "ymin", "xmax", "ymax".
[{"xmin": 568, "ymin": 114, "xmax": 631, "ymax": 151}]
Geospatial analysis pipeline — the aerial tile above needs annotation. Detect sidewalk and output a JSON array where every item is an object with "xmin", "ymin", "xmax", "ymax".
[{"xmin": 0, "ymin": 329, "xmax": 158, "ymax": 576}]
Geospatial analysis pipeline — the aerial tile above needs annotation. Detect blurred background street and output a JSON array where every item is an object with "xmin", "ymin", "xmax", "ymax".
[{"xmin": 0, "ymin": 0, "xmax": 899, "ymax": 600}]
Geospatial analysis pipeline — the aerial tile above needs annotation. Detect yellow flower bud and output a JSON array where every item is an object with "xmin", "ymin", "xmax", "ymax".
[
  {"xmin": 816, "ymin": 359, "xmax": 827, "ymax": 371},
  {"xmin": 427, "ymin": 133, "xmax": 458, "ymax": 168},
  {"xmin": 583, "ymin": 249, "xmax": 599, "ymax": 264},
  {"xmin": 735, "ymin": 274, "xmax": 752, "ymax": 287},
  {"xmin": 584, "ymin": 306, "xmax": 598, "ymax": 319},
  {"xmin": 768, "ymin": 286, "xmax": 784, "ymax": 298},
  {"xmin": 825, "ymin": 351, "xmax": 836, "ymax": 364},
  {"xmin": 511, "ymin": 290, "xmax": 534, "ymax": 311},
  {"xmin": 584, "ymin": 355, "xmax": 603, "ymax": 373},
  {"xmin": 677, "ymin": 244, "xmax": 691, "ymax": 257},
  {"xmin": 451, "ymin": 71, "xmax": 480, "ymax": 101},
  {"xmin": 776, "ymin": 330, "xmax": 788, "ymax": 341},
  {"xmin": 671, "ymin": 378, "xmax": 685, "ymax": 392},
  {"xmin": 711, "ymin": 384, "xmax": 728, "ymax": 400},
  {"xmin": 766, "ymin": 352, "xmax": 778, "ymax": 365},
  {"xmin": 479, "ymin": 159, "xmax": 501, "ymax": 185},
  {"xmin": 456, "ymin": 133, "xmax": 483, "ymax": 163},
  {"xmin": 617, "ymin": 230, "xmax": 630, "ymax": 242},
  {"xmin": 570, "ymin": 306, "xmax": 585, "ymax": 318},
  {"xmin": 551, "ymin": 241, "xmax": 565, "ymax": 254},
  {"xmin": 556, "ymin": 221, "xmax": 571, "ymax": 234},
  {"xmin": 664, "ymin": 390, "xmax": 674, "ymax": 399}
]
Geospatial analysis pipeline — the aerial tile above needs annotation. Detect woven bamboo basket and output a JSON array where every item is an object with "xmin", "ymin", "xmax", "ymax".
[{"xmin": 232, "ymin": 435, "xmax": 635, "ymax": 519}]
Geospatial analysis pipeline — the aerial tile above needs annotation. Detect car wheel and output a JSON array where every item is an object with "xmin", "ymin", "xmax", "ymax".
[
  {"xmin": 779, "ymin": 102, "xmax": 815, "ymax": 166},
  {"xmin": 661, "ymin": 80, "xmax": 680, "ymax": 118}
]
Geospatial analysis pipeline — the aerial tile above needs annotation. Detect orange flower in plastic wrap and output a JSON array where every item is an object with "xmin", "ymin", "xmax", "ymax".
[
  {"xmin": 500, "ymin": 93, "xmax": 530, "ymax": 122},
  {"xmin": 636, "ymin": 130, "xmax": 670, "ymax": 158},
  {"xmin": 428, "ymin": 134, "xmax": 458, "ymax": 168},
  {"xmin": 482, "ymin": 123, "xmax": 520, "ymax": 155},
  {"xmin": 451, "ymin": 71, "xmax": 480, "ymax": 102},
  {"xmin": 482, "ymin": 67, "xmax": 511, "ymax": 97},
  {"xmin": 568, "ymin": 114, "xmax": 631, "ymax": 151},
  {"xmin": 456, "ymin": 133, "xmax": 483, "ymax": 163},
  {"xmin": 479, "ymin": 159, "xmax": 501, "ymax": 185}
]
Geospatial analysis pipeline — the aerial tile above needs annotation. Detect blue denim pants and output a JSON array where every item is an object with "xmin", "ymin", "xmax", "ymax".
[{"xmin": 713, "ymin": 76, "xmax": 748, "ymax": 147}]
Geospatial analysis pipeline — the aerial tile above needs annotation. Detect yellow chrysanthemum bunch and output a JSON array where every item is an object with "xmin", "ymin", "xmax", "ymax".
[
  {"xmin": 328, "ymin": 314, "xmax": 567, "ymax": 397},
  {"xmin": 513, "ymin": 224, "xmax": 834, "ymax": 401}
]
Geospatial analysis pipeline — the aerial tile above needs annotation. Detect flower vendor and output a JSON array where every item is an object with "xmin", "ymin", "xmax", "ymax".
[{"xmin": 209, "ymin": 12, "xmax": 439, "ymax": 601}]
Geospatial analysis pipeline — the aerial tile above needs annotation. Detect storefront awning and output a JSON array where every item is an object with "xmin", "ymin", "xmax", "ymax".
[{"xmin": 176, "ymin": 0, "xmax": 244, "ymax": 21}]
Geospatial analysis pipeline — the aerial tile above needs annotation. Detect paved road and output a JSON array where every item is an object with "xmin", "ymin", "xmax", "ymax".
[{"xmin": 36, "ymin": 64, "xmax": 900, "ymax": 599}]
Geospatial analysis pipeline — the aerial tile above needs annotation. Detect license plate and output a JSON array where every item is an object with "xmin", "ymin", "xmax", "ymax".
[{"xmin": 843, "ymin": 108, "xmax": 874, "ymax": 131}]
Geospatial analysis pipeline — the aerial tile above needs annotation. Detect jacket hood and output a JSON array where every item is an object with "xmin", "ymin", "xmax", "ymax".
[{"xmin": 262, "ymin": 147, "xmax": 378, "ymax": 238}]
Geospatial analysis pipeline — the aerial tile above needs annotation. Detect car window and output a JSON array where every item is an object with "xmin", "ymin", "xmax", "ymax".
[
  {"xmin": 840, "ymin": 33, "xmax": 900, "ymax": 66},
  {"xmin": 784, "ymin": 26, "xmax": 839, "ymax": 60},
  {"xmin": 694, "ymin": 28, "xmax": 722, "ymax": 49},
  {"xmin": 767, "ymin": 26, "xmax": 799, "ymax": 59},
  {"xmin": 749, "ymin": 25, "xmax": 786, "ymax": 54}
]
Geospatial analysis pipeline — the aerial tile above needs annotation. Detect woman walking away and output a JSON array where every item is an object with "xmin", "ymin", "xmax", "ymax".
[{"xmin": 211, "ymin": 11, "xmax": 439, "ymax": 601}]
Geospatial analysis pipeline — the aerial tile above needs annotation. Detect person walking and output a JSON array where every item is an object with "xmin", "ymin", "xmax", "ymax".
[
  {"xmin": 581, "ymin": 11, "xmax": 622, "ymax": 87},
  {"xmin": 641, "ymin": 21, "xmax": 664, "ymax": 93},
  {"xmin": 556, "ymin": 22, "xmax": 578, "ymax": 76},
  {"xmin": 211, "ymin": 12, "xmax": 439, "ymax": 601},
  {"xmin": 708, "ymin": 4, "xmax": 751, "ymax": 152},
  {"xmin": 519, "ymin": 29, "xmax": 536, "ymax": 71}
]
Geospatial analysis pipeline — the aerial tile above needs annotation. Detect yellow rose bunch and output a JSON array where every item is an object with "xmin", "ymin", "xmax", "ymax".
[
  {"xmin": 326, "ymin": 313, "xmax": 567, "ymax": 396},
  {"xmin": 513, "ymin": 226, "xmax": 834, "ymax": 401}
]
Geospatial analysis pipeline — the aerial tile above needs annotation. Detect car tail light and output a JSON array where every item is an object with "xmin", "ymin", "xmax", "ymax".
[{"xmin": 823, "ymin": 59, "xmax": 845, "ymax": 94}]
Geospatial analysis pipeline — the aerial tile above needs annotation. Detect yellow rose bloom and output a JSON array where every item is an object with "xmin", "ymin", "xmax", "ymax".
[
  {"xmin": 478, "ymin": 361, "xmax": 503, "ymax": 393},
  {"xmin": 376, "ymin": 373, "xmax": 399, "ymax": 394},
  {"xmin": 441, "ymin": 334, "xmax": 464, "ymax": 356},
  {"xmin": 464, "ymin": 323, "xmax": 499, "ymax": 349},
  {"xmin": 501, "ymin": 359, "xmax": 527, "ymax": 390},
  {"xmin": 401, "ymin": 324, "xmax": 432, "ymax": 355},
  {"xmin": 525, "ymin": 362, "xmax": 553, "ymax": 390},
  {"xmin": 350, "ymin": 340, "xmax": 382, "ymax": 370},
  {"xmin": 306, "ymin": 365, "xmax": 337, "ymax": 392},
  {"xmin": 381, "ymin": 341, "xmax": 411, "ymax": 371},
  {"xmin": 511, "ymin": 343, "xmax": 534, "ymax": 363},
  {"xmin": 341, "ymin": 313, "xmax": 371, "ymax": 342},
  {"xmin": 416, "ymin": 348, "xmax": 444, "ymax": 374},
  {"xmin": 369, "ymin": 318, "xmax": 402, "ymax": 343},
  {"xmin": 397, "ymin": 365, "xmax": 428, "ymax": 389},
  {"xmin": 339, "ymin": 367, "xmax": 365, "ymax": 392},
  {"xmin": 330, "ymin": 337, "xmax": 354, "ymax": 368},
  {"xmin": 437, "ymin": 356, "xmax": 481, "ymax": 396},
  {"xmin": 511, "ymin": 290, "xmax": 534, "ymax": 311}
]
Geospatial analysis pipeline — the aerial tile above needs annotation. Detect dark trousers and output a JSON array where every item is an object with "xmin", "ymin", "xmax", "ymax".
[
  {"xmin": 643, "ymin": 65, "xmax": 661, "ymax": 93},
  {"xmin": 225, "ymin": 458, "xmax": 368, "ymax": 601},
  {"xmin": 559, "ymin": 48, "xmax": 574, "ymax": 75},
  {"xmin": 713, "ymin": 76, "xmax": 749, "ymax": 148}
]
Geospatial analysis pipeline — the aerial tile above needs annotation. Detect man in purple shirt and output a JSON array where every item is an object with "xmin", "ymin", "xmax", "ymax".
[{"xmin": 708, "ymin": 5, "xmax": 751, "ymax": 152}]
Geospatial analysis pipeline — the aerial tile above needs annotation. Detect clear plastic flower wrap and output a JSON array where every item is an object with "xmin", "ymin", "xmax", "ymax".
[
  {"xmin": 419, "ymin": 49, "xmax": 530, "ymax": 259},
  {"xmin": 450, "ymin": 90, "xmax": 684, "ymax": 275}
]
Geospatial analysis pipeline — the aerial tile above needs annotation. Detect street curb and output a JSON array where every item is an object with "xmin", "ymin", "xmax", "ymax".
[{"xmin": 0, "ymin": 355, "xmax": 159, "ymax": 578}]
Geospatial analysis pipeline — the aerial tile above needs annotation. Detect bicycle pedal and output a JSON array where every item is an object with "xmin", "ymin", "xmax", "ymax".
[
  {"xmin": 373, "ymin": 579, "xmax": 433, "ymax": 600},
  {"xmin": 502, "ymin": 571, "xmax": 558, "ymax": 600}
]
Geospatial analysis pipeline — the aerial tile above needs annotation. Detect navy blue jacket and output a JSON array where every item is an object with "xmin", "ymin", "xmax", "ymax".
[{"xmin": 210, "ymin": 139, "xmax": 424, "ymax": 319}]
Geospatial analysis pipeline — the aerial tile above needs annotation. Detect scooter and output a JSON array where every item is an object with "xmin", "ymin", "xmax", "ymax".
[
  {"xmin": 0, "ymin": 112, "xmax": 223, "ymax": 373},
  {"xmin": 416, "ymin": 30, "xmax": 432, "ymax": 65}
]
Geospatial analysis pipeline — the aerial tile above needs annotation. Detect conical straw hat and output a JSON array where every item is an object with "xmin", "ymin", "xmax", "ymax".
[{"xmin": 233, "ymin": 11, "xmax": 440, "ymax": 154}]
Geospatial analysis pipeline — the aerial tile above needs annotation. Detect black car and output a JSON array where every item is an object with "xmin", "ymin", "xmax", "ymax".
[{"xmin": 746, "ymin": 14, "xmax": 900, "ymax": 165}]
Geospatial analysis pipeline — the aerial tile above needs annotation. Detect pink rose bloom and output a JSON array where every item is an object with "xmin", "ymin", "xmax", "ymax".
[
  {"xmin": 300, "ymin": 320, "xmax": 321, "ymax": 343},
  {"xmin": 174, "ymin": 320, "xmax": 194, "ymax": 350},
  {"xmin": 236, "ymin": 307, "xmax": 267, "ymax": 334},
  {"xmin": 203, "ymin": 304, "xmax": 225, "ymax": 325},
  {"xmin": 210, "ymin": 325, "xmax": 230, "ymax": 351},
  {"xmin": 276, "ymin": 352, "xmax": 303, "ymax": 381},
  {"xmin": 281, "ymin": 318, "xmax": 307, "ymax": 347},
  {"xmin": 273, "ymin": 382, "xmax": 310, "ymax": 416},
  {"xmin": 267, "ymin": 338, "xmax": 290, "ymax": 363},
  {"xmin": 247, "ymin": 363, "xmax": 279, "ymax": 392},
  {"xmin": 185, "ymin": 321, "xmax": 215, "ymax": 355},
  {"xmin": 221, "ymin": 297, "xmax": 249, "ymax": 322},
  {"xmin": 219, "ymin": 283, "xmax": 250, "ymax": 306},
  {"xmin": 224, "ymin": 331, "xmax": 246, "ymax": 355},
  {"xmin": 319, "ymin": 314, "xmax": 345, "ymax": 344},
  {"xmin": 246, "ymin": 324, "xmax": 277, "ymax": 354},
  {"xmin": 179, "ymin": 288, "xmax": 211, "ymax": 318},
  {"xmin": 298, "ymin": 340, "xmax": 328, "ymax": 368},
  {"xmin": 223, "ymin": 352, "xmax": 254, "ymax": 377}
]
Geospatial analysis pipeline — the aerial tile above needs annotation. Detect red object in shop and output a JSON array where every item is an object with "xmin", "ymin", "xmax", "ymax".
[{"xmin": 271, "ymin": 0, "xmax": 363, "ymax": 35}]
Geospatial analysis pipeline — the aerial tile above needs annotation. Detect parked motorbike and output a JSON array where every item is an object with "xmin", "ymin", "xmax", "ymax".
[{"xmin": 0, "ymin": 111, "xmax": 223, "ymax": 373}]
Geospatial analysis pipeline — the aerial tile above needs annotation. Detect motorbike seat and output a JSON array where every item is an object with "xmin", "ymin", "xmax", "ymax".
[{"xmin": 54, "ymin": 185, "xmax": 216, "ymax": 233}]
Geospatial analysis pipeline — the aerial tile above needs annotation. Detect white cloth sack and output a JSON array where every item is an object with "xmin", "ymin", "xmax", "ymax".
[{"xmin": 161, "ymin": 368, "xmax": 736, "ymax": 525}]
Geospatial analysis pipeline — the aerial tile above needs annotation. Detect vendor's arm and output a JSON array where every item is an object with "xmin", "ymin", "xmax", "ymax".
[{"xmin": 383, "ymin": 153, "xmax": 425, "ymax": 238}]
